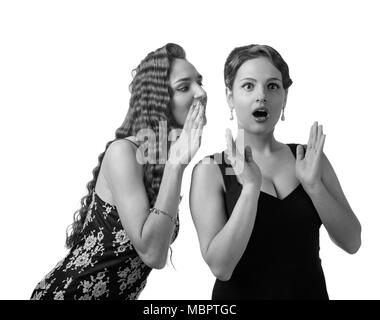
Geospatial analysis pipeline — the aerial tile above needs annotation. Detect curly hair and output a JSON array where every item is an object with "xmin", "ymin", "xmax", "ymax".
[
  {"xmin": 224, "ymin": 44, "xmax": 293, "ymax": 90},
  {"xmin": 65, "ymin": 43, "xmax": 186, "ymax": 249}
]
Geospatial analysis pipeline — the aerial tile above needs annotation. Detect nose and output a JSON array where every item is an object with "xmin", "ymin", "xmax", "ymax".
[
  {"xmin": 194, "ymin": 83, "xmax": 207, "ymax": 100},
  {"xmin": 255, "ymin": 85, "xmax": 266, "ymax": 103}
]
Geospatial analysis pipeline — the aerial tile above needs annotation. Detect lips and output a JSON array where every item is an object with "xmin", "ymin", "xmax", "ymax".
[{"xmin": 252, "ymin": 106, "xmax": 269, "ymax": 120}]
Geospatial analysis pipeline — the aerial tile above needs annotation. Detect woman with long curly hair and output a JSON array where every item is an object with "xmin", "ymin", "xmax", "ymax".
[
  {"xmin": 31, "ymin": 43, "xmax": 207, "ymax": 300},
  {"xmin": 190, "ymin": 44, "xmax": 361, "ymax": 300}
]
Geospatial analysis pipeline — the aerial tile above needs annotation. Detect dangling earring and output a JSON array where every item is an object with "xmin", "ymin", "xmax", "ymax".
[
  {"xmin": 281, "ymin": 108, "xmax": 285, "ymax": 121},
  {"xmin": 230, "ymin": 108, "xmax": 234, "ymax": 120}
]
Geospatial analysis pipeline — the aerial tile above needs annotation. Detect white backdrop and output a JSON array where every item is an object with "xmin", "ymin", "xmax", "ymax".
[{"xmin": 0, "ymin": 0, "xmax": 379, "ymax": 300}]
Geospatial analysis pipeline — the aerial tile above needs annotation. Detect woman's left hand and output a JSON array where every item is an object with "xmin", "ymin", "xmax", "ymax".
[
  {"xmin": 295, "ymin": 121, "xmax": 326, "ymax": 192},
  {"xmin": 168, "ymin": 100, "xmax": 206, "ymax": 167}
]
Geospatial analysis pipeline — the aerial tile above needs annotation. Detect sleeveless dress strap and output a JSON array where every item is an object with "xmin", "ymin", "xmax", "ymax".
[
  {"xmin": 207, "ymin": 152, "xmax": 235, "ymax": 191},
  {"xmin": 208, "ymin": 144, "xmax": 303, "ymax": 191},
  {"xmin": 124, "ymin": 138, "xmax": 139, "ymax": 148},
  {"xmin": 287, "ymin": 143, "xmax": 305, "ymax": 159}
]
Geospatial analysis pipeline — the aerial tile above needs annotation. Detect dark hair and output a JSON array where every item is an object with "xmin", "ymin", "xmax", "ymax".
[
  {"xmin": 65, "ymin": 43, "xmax": 186, "ymax": 249},
  {"xmin": 224, "ymin": 44, "xmax": 292, "ymax": 90}
]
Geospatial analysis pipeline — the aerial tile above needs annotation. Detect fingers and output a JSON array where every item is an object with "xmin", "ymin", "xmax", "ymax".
[
  {"xmin": 308, "ymin": 121, "xmax": 326, "ymax": 152},
  {"xmin": 309, "ymin": 122, "xmax": 325, "ymax": 153},
  {"xmin": 317, "ymin": 133, "xmax": 326, "ymax": 155},
  {"xmin": 308, "ymin": 121, "xmax": 318, "ymax": 150},
  {"xmin": 316, "ymin": 124, "xmax": 323, "ymax": 148},
  {"xmin": 191, "ymin": 101, "xmax": 201, "ymax": 122},
  {"xmin": 183, "ymin": 101, "xmax": 200, "ymax": 131},
  {"xmin": 183, "ymin": 102, "xmax": 197, "ymax": 131},
  {"xmin": 225, "ymin": 128, "xmax": 233, "ymax": 160},
  {"xmin": 229, "ymin": 131, "xmax": 237, "ymax": 156},
  {"xmin": 225, "ymin": 128, "xmax": 239, "ymax": 166},
  {"xmin": 244, "ymin": 146, "xmax": 254, "ymax": 163},
  {"xmin": 193, "ymin": 104, "xmax": 205, "ymax": 129},
  {"xmin": 296, "ymin": 144, "xmax": 305, "ymax": 161}
]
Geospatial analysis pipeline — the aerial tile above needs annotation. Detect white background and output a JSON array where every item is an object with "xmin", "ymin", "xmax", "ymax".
[{"xmin": 1, "ymin": 0, "xmax": 379, "ymax": 300}]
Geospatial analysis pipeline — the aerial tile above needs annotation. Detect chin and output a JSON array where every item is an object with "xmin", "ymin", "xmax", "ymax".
[{"xmin": 241, "ymin": 121, "xmax": 275, "ymax": 135}]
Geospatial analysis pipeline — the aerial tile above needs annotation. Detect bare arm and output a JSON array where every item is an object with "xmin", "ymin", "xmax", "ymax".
[
  {"xmin": 190, "ymin": 131, "xmax": 262, "ymax": 281},
  {"xmin": 103, "ymin": 101, "xmax": 205, "ymax": 269},
  {"xmin": 306, "ymin": 153, "xmax": 361, "ymax": 254},
  {"xmin": 103, "ymin": 140, "xmax": 183, "ymax": 269},
  {"xmin": 295, "ymin": 122, "xmax": 361, "ymax": 254},
  {"xmin": 190, "ymin": 159, "xmax": 260, "ymax": 281}
]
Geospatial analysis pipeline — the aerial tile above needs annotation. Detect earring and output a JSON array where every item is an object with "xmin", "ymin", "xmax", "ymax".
[
  {"xmin": 281, "ymin": 109, "xmax": 285, "ymax": 121},
  {"xmin": 230, "ymin": 108, "xmax": 234, "ymax": 120}
]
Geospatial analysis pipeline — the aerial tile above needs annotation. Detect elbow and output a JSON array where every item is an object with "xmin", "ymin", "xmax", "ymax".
[
  {"xmin": 137, "ymin": 245, "xmax": 167, "ymax": 269},
  {"xmin": 347, "ymin": 224, "xmax": 362, "ymax": 254},
  {"xmin": 140, "ymin": 252, "xmax": 166, "ymax": 269},
  {"xmin": 345, "ymin": 230, "xmax": 362, "ymax": 254},
  {"xmin": 213, "ymin": 270, "xmax": 232, "ymax": 282},
  {"xmin": 207, "ymin": 260, "xmax": 233, "ymax": 281},
  {"xmin": 203, "ymin": 251, "xmax": 234, "ymax": 281},
  {"xmin": 346, "ymin": 238, "xmax": 361, "ymax": 255}
]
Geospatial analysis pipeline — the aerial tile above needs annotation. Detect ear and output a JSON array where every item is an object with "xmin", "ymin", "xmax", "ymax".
[{"xmin": 225, "ymin": 87, "xmax": 234, "ymax": 110}]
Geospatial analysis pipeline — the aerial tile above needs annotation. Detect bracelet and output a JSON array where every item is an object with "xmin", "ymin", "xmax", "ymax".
[{"xmin": 149, "ymin": 207, "xmax": 177, "ymax": 224}]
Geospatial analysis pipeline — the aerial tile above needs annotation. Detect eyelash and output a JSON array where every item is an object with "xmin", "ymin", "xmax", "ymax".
[
  {"xmin": 242, "ymin": 83, "xmax": 254, "ymax": 90},
  {"xmin": 177, "ymin": 81, "xmax": 203, "ymax": 92},
  {"xmin": 268, "ymin": 83, "xmax": 280, "ymax": 90},
  {"xmin": 242, "ymin": 83, "xmax": 280, "ymax": 90}
]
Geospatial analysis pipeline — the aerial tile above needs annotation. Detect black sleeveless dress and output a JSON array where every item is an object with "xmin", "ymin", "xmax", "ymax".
[
  {"xmin": 31, "ymin": 141, "xmax": 180, "ymax": 300},
  {"xmin": 210, "ymin": 144, "xmax": 328, "ymax": 300}
]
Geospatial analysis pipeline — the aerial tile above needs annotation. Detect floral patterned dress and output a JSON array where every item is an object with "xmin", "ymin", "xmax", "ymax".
[{"xmin": 31, "ymin": 189, "xmax": 179, "ymax": 300}]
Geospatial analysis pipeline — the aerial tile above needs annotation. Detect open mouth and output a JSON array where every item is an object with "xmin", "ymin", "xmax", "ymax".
[{"xmin": 252, "ymin": 108, "xmax": 269, "ymax": 121}]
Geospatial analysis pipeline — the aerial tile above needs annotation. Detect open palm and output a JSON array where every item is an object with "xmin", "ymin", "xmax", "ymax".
[
  {"xmin": 225, "ymin": 129, "xmax": 262, "ymax": 187},
  {"xmin": 168, "ymin": 100, "xmax": 206, "ymax": 166},
  {"xmin": 295, "ymin": 121, "xmax": 326, "ymax": 192}
]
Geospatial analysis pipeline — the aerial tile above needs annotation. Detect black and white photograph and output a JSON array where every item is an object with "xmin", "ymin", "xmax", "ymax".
[{"xmin": 0, "ymin": 0, "xmax": 379, "ymax": 303}]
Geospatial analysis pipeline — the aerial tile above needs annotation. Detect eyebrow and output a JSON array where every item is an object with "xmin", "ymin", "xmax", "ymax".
[
  {"xmin": 239, "ymin": 77, "xmax": 281, "ymax": 82},
  {"xmin": 173, "ymin": 74, "xmax": 203, "ymax": 85}
]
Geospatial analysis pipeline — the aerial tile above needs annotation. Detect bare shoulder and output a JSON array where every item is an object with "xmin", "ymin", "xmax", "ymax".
[
  {"xmin": 191, "ymin": 153, "xmax": 225, "ymax": 192},
  {"xmin": 123, "ymin": 136, "xmax": 140, "ymax": 147},
  {"xmin": 103, "ymin": 138, "xmax": 142, "ymax": 173}
]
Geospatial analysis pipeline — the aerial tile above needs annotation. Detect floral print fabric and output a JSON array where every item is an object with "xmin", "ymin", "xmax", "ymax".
[{"xmin": 31, "ymin": 189, "xmax": 179, "ymax": 300}]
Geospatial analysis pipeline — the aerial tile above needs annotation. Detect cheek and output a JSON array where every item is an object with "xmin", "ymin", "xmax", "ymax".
[
  {"xmin": 268, "ymin": 91, "xmax": 285, "ymax": 104},
  {"xmin": 171, "ymin": 95, "xmax": 193, "ymax": 123},
  {"xmin": 233, "ymin": 94, "xmax": 252, "ymax": 115}
]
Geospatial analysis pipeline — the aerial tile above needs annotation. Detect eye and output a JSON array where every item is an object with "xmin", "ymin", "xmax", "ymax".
[
  {"xmin": 197, "ymin": 80, "xmax": 204, "ymax": 87},
  {"xmin": 268, "ymin": 83, "xmax": 280, "ymax": 91},
  {"xmin": 242, "ymin": 82, "xmax": 254, "ymax": 91},
  {"xmin": 177, "ymin": 86, "xmax": 190, "ymax": 92}
]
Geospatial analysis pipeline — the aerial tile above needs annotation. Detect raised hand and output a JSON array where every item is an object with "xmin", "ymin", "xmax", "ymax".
[
  {"xmin": 225, "ymin": 129, "xmax": 262, "ymax": 188},
  {"xmin": 295, "ymin": 121, "xmax": 326, "ymax": 192},
  {"xmin": 168, "ymin": 100, "xmax": 206, "ymax": 166}
]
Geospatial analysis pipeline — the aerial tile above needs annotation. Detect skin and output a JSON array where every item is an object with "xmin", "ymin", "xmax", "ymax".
[
  {"xmin": 169, "ymin": 58, "xmax": 207, "ymax": 126},
  {"xmin": 94, "ymin": 58, "xmax": 207, "ymax": 269},
  {"xmin": 190, "ymin": 57, "xmax": 361, "ymax": 281},
  {"xmin": 228, "ymin": 57, "xmax": 287, "ymax": 138}
]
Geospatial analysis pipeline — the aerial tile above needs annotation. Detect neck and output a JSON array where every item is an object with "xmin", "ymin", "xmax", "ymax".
[{"xmin": 236, "ymin": 128, "xmax": 280, "ymax": 156}]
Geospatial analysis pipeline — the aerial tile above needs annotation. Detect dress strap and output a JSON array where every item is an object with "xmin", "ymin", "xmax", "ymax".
[
  {"xmin": 287, "ymin": 143, "xmax": 304, "ymax": 160},
  {"xmin": 124, "ymin": 138, "xmax": 139, "ymax": 148},
  {"xmin": 207, "ymin": 152, "xmax": 236, "ymax": 191}
]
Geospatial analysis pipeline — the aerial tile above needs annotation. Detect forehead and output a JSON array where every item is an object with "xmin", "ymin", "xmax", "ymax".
[
  {"xmin": 235, "ymin": 57, "xmax": 282, "ymax": 81},
  {"xmin": 169, "ymin": 58, "xmax": 199, "ymax": 81}
]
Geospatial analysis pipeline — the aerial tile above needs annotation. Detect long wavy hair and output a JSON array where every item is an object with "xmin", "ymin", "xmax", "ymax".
[
  {"xmin": 224, "ymin": 44, "xmax": 293, "ymax": 90},
  {"xmin": 65, "ymin": 43, "xmax": 186, "ymax": 249}
]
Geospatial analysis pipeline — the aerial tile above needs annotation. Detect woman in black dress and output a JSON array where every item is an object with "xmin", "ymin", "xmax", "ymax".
[
  {"xmin": 189, "ymin": 44, "xmax": 361, "ymax": 300},
  {"xmin": 31, "ymin": 43, "xmax": 207, "ymax": 300}
]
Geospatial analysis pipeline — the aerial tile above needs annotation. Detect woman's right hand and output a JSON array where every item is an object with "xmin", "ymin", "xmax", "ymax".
[
  {"xmin": 225, "ymin": 129, "xmax": 262, "ymax": 188},
  {"xmin": 168, "ymin": 100, "xmax": 206, "ymax": 167}
]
